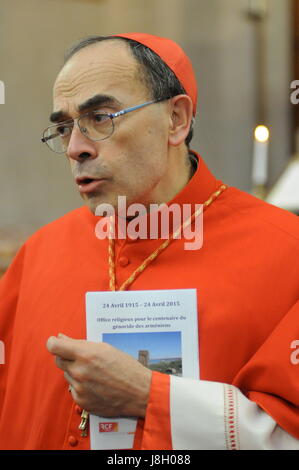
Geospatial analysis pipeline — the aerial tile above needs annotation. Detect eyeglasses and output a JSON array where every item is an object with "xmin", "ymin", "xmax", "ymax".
[{"xmin": 41, "ymin": 97, "xmax": 170, "ymax": 154}]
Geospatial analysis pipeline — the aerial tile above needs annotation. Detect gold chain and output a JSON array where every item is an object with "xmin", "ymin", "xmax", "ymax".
[
  {"xmin": 109, "ymin": 184, "xmax": 227, "ymax": 291},
  {"xmin": 79, "ymin": 183, "xmax": 228, "ymax": 435}
]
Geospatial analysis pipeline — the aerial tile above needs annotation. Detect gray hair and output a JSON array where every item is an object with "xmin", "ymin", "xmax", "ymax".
[{"xmin": 64, "ymin": 35, "xmax": 194, "ymax": 147}]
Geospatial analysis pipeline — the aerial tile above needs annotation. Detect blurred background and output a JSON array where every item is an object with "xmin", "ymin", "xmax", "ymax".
[{"xmin": 0, "ymin": 0, "xmax": 298, "ymax": 274}]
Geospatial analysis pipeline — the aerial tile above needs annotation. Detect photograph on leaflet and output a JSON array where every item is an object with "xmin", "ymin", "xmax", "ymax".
[{"xmin": 103, "ymin": 331, "xmax": 182, "ymax": 377}]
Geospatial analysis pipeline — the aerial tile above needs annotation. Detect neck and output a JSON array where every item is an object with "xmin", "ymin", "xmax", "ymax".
[{"xmin": 155, "ymin": 146, "xmax": 195, "ymax": 204}]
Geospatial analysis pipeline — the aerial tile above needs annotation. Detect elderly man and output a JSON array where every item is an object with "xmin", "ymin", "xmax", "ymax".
[{"xmin": 0, "ymin": 33, "xmax": 299, "ymax": 450}]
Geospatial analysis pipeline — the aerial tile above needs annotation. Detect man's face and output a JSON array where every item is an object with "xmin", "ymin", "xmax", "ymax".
[{"xmin": 53, "ymin": 40, "xmax": 172, "ymax": 214}]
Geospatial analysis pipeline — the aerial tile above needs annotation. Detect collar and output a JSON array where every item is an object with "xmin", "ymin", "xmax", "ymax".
[{"xmin": 169, "ymin": 150, "xmax": 220, "ymax": 207}]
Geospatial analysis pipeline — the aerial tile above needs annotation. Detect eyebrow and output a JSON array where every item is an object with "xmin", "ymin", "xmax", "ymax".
[{"xmin": 49, "ymin": 94, "xmax": 122, "ymax": 123}]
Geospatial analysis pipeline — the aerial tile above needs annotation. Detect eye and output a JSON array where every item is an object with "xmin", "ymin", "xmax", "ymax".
[
  {"xmin": 92, "ymin": 113, "xmax": 110, "ymax": 124},
  {"xmin": 56, "ymin": 124, "xmax": 71, "ymax": 137}
]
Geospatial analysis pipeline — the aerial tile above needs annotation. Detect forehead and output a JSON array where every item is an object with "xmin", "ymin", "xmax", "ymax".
[{"xmin": 53, "ymin": 40, "xmax": 147, "ymax": 113}]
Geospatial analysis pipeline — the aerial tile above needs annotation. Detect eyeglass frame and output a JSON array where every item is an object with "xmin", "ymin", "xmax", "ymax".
[{"xmin": 41, "ymin": 96, "xmax": 171, "ymax": 154}]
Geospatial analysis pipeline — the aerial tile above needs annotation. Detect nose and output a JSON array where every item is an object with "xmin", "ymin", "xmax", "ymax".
[{"xmin": 66, "ymin": 125, "xmax": 98, "ymax": 162}]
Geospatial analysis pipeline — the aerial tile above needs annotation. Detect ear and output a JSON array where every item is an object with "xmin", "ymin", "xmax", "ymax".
[{"xmin": 168, "ymin": 95, "xmax": 193, "ymax": 147}]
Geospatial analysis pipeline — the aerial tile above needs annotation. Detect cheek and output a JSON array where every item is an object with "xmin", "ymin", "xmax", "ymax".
[
  {"xmin": 105, "ymin": 130, "xmax": 158, "ymax": 167},
  {"xmin": 116, "ymin": 121, "xmax": 167, "ymax": 167},
  {"xmin": 118, "ymin": 139, "xmax": 166, "ymax": 183},
  {"xmin": 98, "ymin": 117, "xmax": 169, "ymax": 198}
]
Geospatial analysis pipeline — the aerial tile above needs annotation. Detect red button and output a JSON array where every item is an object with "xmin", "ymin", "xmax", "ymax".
[
  {"xmin": 75, "ymin": 405, "xmax": 83, "ymax": 415},
  {"xmin": 119, "ymin": 256, "xmax": 130, "ymax": 267},
  {"xmin": 68, "ymin": 435, "xmax": 78, "ymax": 447}
]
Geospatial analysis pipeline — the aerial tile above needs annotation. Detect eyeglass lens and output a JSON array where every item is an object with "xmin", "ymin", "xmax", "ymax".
[{"xmin": 43, "ymin": 112, "xmax": 114, "ymax": 154}]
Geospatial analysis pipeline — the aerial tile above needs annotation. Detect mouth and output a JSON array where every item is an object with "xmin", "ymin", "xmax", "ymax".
[{"xmin": 75, "ymin": 176, "xmax": 108, "ymax": 194}]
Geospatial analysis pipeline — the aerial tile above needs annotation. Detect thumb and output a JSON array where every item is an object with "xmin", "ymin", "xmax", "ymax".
[{"xmin": 58, "ymin": 333, "xmax": 71, "ymax": 339}]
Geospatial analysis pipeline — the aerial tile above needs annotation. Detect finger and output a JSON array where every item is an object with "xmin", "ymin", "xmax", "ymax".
[
  {"xmin": 63, "ymin": 370, "xmax": 76, "ymax": 387},
  {"xmin": 63, "ymin": 372, "xmax": 82, "ymax": 405},
  {"xmin": 46, "ymin": 336, "xmax": 77, "ymax": 360},
  {"xmin": 55, "ymin": 355, "xmax": 73, "ymax": 371},
  {"xmin": 58, "ymin": 333, "xmax": 71, "ymax": 339}
]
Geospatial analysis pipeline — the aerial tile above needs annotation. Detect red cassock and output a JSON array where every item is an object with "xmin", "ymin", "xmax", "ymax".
[{"xmin": 1, "ymin": 153, "xmax": 299, "ymax": 450}]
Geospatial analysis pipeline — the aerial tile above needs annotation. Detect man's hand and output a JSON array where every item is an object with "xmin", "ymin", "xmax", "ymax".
[{"xmin": 46, "ymin": 333, "xmax": 152, "ymax": 418}]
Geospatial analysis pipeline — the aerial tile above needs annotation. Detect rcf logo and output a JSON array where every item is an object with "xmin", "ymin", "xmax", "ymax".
[{"xmin": 99, "ymin": 422, "xmax": 118, "ymax": 433}]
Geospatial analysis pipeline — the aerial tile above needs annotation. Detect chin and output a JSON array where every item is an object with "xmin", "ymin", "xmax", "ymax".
[{"xmin": 83, "ymin": 194, "xmax": 118, "ymax": 217}]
